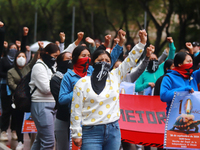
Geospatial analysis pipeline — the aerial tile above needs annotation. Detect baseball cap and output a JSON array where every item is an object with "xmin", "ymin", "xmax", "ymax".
[{"xmin": 192, "ymin": 41, "xmax": 200, "ymax": 47}]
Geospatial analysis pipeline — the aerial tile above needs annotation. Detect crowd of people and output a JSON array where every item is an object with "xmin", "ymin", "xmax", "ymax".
[{"xmin": 0, "ymin": 20, "xmax": 200, "ymax": 150}]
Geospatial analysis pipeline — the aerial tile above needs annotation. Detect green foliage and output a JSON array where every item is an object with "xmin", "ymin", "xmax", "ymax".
[{"xmin": 0, "ymin": 0, "xmax": 199, "ymax": 53}]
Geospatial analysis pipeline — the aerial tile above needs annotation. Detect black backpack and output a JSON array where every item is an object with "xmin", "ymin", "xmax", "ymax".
[
  {"xmin": 14, "ymin": 62, "xmax": 46, "ymax": 112},
  {"xmin": 13, "ymin": 71, "xmax": 36, "ymax": 112}
]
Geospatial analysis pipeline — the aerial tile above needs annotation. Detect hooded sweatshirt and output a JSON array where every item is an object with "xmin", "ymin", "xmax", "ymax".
[{"xmin": 160, "ymin": 69, "xmax": 200, "ymax": 114}]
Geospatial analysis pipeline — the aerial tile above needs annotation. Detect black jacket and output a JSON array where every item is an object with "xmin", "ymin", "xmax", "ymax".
[
  {"xmin": 154, "ymin": 75, "xmax": 164, "ymax": 96},
  {"xmin": 50, "ymin": 72, "xmax": 70, "ymax": 121}
]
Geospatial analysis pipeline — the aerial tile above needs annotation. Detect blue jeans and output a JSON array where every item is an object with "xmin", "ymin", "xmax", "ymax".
[{"xmin": 81, "ymin": 120, "xmax": 121, "ymax": 150}]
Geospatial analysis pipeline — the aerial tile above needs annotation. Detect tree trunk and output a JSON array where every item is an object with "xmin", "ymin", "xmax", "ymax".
[{"xmin": 178, "ymin": 15, "xmax": 187, "ymax": 50}]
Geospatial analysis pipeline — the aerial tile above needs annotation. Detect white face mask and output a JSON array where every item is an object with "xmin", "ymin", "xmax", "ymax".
[{"xmin": 16, "ymin": 56, "xmax": 26, "ymax": 67}]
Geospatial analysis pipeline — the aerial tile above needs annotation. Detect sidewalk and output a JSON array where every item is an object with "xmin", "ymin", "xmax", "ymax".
[{"xmin": 0, "ymin": 129, "xmax": 31, "ymax": 150}]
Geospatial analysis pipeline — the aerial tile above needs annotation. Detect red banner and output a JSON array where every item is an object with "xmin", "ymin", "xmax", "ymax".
[{"xmin": 119, "ymin": 94, "xmax": 166, "ymax": 148}]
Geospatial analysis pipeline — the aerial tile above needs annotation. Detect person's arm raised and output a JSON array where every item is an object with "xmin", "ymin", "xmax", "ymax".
[
  {"xmin": 59, "ymin": 32, "xmax": 65, "ymax": 53},
  {"xmin": 95, "ymin": 35, "xmax": 111, "ymax": 52},
  {"xmin": 185, "ymin": 42, "xmax": 193, "ymax": 55},
  {"xmin": 21, "ymin": 27, "xmax": 29, "ymax": 52},
  {"xmin": 85, "ymin": 37, "xmax": 96, "ymax": 54},
  {"xmin": 166, "ymin": 37, "xmax": 176, "ymax": 60},
  {"xmin": 63, "ymin": 32, "xmax": 84, "ymax": 53},
  {"xmin": 75, "ymin": 32, "xmax": 84, "ymax": 46},
  {"xmin": 113, "ymin": 30, "xmax": 147, "ymax": 83},
  {"xmin": 0, "ymin": 21, "xmax": 5, "ymax": 57},
  {"xmin": 127, "ymin": 45, "xmax": 153, "ymax": 83},
  {"xmin": 158, "ymin": 48, "xmax": 168, "ymax": 65}
]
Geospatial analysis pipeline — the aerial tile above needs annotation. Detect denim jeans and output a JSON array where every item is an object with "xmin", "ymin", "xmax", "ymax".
[{"xmin": 81, "ymin": 120, "xmax": 121, "ymax": 150}]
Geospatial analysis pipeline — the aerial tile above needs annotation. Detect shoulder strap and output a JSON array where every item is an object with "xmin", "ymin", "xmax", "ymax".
[
  {"xmin": 14, "ymin": 67, "xmax": 23, "ymax": 79},
  {"xmin": 54, "ymin": 71, "xmax": 64, "ymax": 79},
  {"xmin": 37, "ymin": 61, "xmax": 55, "ymax": 74},
  {"xmin": 36, "ymin": 61, "xmax": 48, "ymax": 70},
  {"xmin": 31, "ymin": 86, "xmax": 37, "ymax": 95},
  {"xmin": 165, "ymin": 74, "xmax": 170, "ymax": 77},
  {"xmin": 30, "ymin": 61, "xmax": 48, "ymax": 96}
]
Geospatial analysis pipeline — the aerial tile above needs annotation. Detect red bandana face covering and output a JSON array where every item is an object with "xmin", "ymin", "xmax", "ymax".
[
  {"xmin": 73, "ymin": 57, "xmax": 91, "ymax": 77},
  {"xmin": 173, "ymin": 63, "xmax": 193, "ymax": 79}
]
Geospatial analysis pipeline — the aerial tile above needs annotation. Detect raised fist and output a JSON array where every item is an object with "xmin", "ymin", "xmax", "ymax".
[
  {"xmin": 185, "ymin": 42, "xmax": 193, "ymax": 50},
  {"xmin": 167, "ymin": 37, "xmax": 173, "ymax": 43},
  {"xmin": 146, "ymin": 44, "xmax": 155, "ymax": 57},
  {"xmin": 77, "ymin": 32, "xmax": 84, "ymax": 41},
  {"xmin": 75, "ymin": 32, "xmax": 84, "ymax": 46},
  {"xmin": 15, "ymin": 40, "xmax": 21, "ymax": 48},
  {"xmin": 104, "ymin": 35, "xmax": 111, "ymax": 48},
  {"xmin": 0, "ymin": 21, "xmax": 4, "ymax": 27},
  {"xmin": 113, "ymin": 38, "xmax": 119, "ymax": 44},
  {"xmin": 118, "ymin": 29, "xmax": 126, "ymax": 46},
  {"xmin": 23, "ymin": 27, "xmax": 29, "ymax": 36},
  {"xmin": 26, "ymin": 45, "xmax": 30, "ymax": 51},
  {"xmin": 139, "ymin": 30, "xmax": 147, "ymax": 45},
  {"xmin": 55, "ymin": 41, "xmax": 60, "ymax": 46},
  {"xmin": 4, "ymin": 41, "xmax": 8, "ymax": 48},
  {"xmin": 38, "ymin": 41, "xmax": 44, "ymax": 48},
  {"xmin": 165, "ymin": 47, "xmax": 169, "ymax": 54},
  {"xmin": 85, "ymin": 37, "xmax": 94, "ymax": 44},
  {"xmin": 59, "ymin": 32, "xmax": 65, "ymax": 43}
]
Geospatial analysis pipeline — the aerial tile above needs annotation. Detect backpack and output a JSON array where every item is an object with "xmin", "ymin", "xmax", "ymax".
[{"xmin": 14, "ymin": 62, "xmax": 47, "ymax": 112}]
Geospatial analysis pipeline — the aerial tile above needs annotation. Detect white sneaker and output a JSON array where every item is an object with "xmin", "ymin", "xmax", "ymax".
[
  {"xmin": 16, "ymin": 141, "xmax": 24, "ymax": 150},
  {"xmin": 12, "ymin": 130, "xmax": 18, "ymax": 140},
  {"xmin": 136, "ymin": 144, "xmax": 143, "ymax": 150},
  {"xmin": 0, "ymin": 131, "xmax": 8, "ymax": 141}
]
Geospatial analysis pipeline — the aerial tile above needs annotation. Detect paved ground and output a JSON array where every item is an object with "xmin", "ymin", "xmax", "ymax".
[
  {"xmin": 0, "ymin": 127, "xmax": 158, "ymax": 150},
  {"xmin": 0, "ymin": 130, "xmax": 158, "ymax": 150},
  {"xmin": 0, "ymin": 129, "xmax": 31, "ymax": 150}
]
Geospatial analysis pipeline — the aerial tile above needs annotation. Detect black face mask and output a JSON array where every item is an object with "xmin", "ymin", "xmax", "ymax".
[
  {"xmin": 42, "ymin": 54, "xmax": 56, "ymax": 73},
  {"xmin": 57, "ymin": 60, "xmax": 73, "ymax": 74},
  {"xmin": 7, "ymin": 49, "xmax": 18, "ymax": 65},
  {"xmin": 147, "ymin": 60, "xmax": 159, "ymax": 73},
  {"xmin": 91, "ymin": 62, "xmax": 111, "ymax": 95}
]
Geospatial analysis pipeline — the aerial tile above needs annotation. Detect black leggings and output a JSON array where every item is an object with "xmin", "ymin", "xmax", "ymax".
[
  {"xmin": 15, "ymin": 109, "xmax": 24, "ymax": 143},
  {"xmin": 0, "ymin": 84, "xmax": 16, "ymax": 132}
]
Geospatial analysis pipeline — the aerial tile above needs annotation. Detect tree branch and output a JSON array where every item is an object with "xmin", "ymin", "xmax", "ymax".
[
  {"xmin": 137, "ymin": 0, "xmax": 160, "ymax": 29},
  {"xmin": 161, "ymin": 0, "xmax": 173, "ymax": 29},
  {"xmin": 102, "ymin": 0, "xmax": 117, "ymax": 32}
]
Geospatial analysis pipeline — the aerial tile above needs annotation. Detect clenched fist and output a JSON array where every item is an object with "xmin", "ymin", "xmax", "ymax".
[
  {"xmin": 23, "ymin": 27, "xmax": 29, "ymax": 36},
  {"xmin": 139, "ymin": 30, "xmax": 147, "ymax": 45}
]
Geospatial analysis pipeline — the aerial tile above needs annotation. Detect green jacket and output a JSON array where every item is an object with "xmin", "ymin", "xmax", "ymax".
[
  {"xmin": 7, "ymin": 52, "xmax": 38, "ymax": 92},
  {"xmin": 135, "ymin": 42, "xmax": 176, "ymax": 92}
]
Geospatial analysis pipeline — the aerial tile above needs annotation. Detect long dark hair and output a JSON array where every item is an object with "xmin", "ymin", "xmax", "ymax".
[
  {"xmin": 91, "ymin": 49, "xmax": 111, "ymax": 65},
  {"xmin": 164, "ymin": 59, "xmax": 174, "ymax": 74},
  {"xmin": 57, "ymin": 52, "xmax": 70, "ymax": 63},
  {"xmin": 5, "ymin": 43, "xmax": 17, "ymax": 56},
  {"xmin": 72, "ymin": 46, "xmax": 90, "ymax": 64},
  {"xmin": 174, "ymin": 52, "xmax": 188, "ymax": 67},
  {"xmin": 40, "ymin": 43, "xmax": 60, "ymax": 57}
]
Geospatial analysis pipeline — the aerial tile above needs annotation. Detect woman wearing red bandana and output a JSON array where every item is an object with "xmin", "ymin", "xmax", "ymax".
[
  {"xmin": 58, "ymin": 36, "xmax": 123, "ymax": 150},
  {"xmin": 160, "ymin": 51, "xmax": 200, "ymax": 115}
]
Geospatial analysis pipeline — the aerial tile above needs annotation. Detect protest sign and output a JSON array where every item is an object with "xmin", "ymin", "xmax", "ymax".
[
  {"xmin": 164, "ymin": 91, "xmax": 200, "ymax": 149},
  {"xmin": 22, "ymin": 112, "xmax": 37, "ymax": 133}
]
